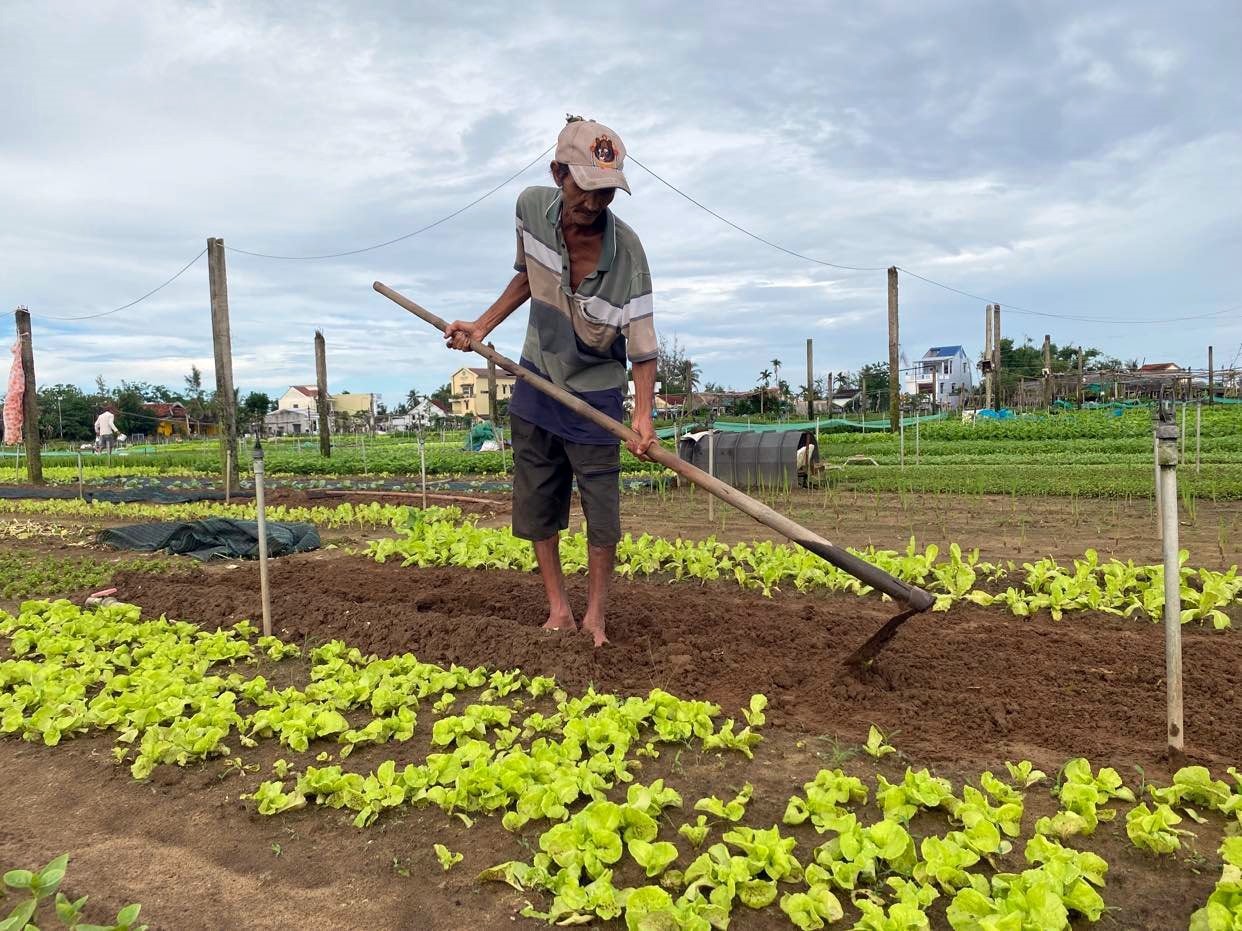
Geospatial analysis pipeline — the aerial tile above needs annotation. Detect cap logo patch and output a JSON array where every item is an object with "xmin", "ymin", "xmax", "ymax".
[{"xmin": 592, "ymin": 135, "xmax": 618, "ymax": 169}]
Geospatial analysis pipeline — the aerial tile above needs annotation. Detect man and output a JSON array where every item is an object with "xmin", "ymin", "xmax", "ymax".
[
  {"xmin": 94, "ymin": 405, "xmax": 118, "ymax": 453},
  {"xmin": 445, "ymin": 116, "xmax": 657, "ymax": 647}
]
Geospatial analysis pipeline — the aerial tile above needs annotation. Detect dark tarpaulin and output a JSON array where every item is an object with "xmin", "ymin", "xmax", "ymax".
[
  {"xmin": 98, "ymin": 518, "xmax": 319, "ymax": 561},
  {"xmin": 0, "ymin": 486, "xmax": 243, "ymax": 504}
]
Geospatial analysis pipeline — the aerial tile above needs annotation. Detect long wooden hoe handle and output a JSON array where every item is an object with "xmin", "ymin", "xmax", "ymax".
[{"xmin": 375, "ymin": 281, "xmax": 935, "ymax": 615}]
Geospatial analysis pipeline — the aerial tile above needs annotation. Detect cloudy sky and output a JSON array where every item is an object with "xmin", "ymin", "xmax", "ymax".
[{"xmin": 4, "ymin": 0, "xmax": 1240, "ymax": 404}]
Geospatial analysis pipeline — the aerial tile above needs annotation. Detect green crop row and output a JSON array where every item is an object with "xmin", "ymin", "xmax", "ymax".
[
  {"xmin": 367, "ymin": 511, "xmax": 1240, "ymax": 627},
  {"xmin": 817, "ymin": 463, "xmax": 1242, "ymax": 499},
  {"xmin": 0, "ymin": 498, "xmax": 440, "ymax": 530},
  {"xmin": 0, "ymin": 553, "xmax": 179, "ymax": 601},
  {"xmin": 2, "ymin": 601, "xmax": 1239, "ymax": 929}
]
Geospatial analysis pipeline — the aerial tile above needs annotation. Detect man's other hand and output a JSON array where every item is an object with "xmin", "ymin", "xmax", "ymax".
[
  {"xmin": 626, "ymin": 415, "xmax": 657, "ymax": 460},
  {"xmin": 444, "ymin": 320, "xmax": 484, "ymax": 351}
]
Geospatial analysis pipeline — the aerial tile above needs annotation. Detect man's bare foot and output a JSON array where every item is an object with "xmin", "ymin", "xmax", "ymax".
[
  {"xmin": 581, "ymin": 616, "xmax": 608, "ymax": 648},
  {"xmin": 542, "ymin": 608, "xmax": 576, "ymax": 633}
]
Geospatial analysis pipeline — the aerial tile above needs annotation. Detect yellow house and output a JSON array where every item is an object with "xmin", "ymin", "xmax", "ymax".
[{"xmin": 450, "ymin": 366, "xmax": 516, "ymax": 417}]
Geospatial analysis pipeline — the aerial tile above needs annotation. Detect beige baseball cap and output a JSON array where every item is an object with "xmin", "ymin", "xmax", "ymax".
[{"xmin": 556, "ymin": 118, "xmax": 631, "ymax": 194}]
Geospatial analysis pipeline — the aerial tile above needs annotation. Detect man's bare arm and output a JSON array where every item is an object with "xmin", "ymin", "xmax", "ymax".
[
  {"xmin": 626, "ymin": 357, "xmax": 657, "ymax": 459},
  {"xmin": 444, "ymin": 272, "xmax": 531, "ymax": 350}
]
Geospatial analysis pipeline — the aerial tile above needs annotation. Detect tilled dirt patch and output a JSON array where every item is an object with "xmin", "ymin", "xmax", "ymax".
[{"xmin": 113, "ymin": 557, "xmax": 1242, "ymax": 770}]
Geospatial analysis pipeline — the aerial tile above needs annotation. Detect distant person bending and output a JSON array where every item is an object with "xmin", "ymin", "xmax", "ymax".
[
  {"xmin": 444, "ymin": 116, "xmax": 657, "ymax": 647},
  {"xmin": 95, "ymin": 406, "xmax": 118, "ymax": 452}
]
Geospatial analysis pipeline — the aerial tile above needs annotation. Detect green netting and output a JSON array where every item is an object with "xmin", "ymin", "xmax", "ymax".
[{"xmin": 656, "ymin": 413, "xmax": 946, "ymax": 439}]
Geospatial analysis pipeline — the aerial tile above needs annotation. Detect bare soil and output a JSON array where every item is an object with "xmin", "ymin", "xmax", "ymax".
[{"xmin": 2, "ymin": 497, "xmax": 1240, "ymax": 929}]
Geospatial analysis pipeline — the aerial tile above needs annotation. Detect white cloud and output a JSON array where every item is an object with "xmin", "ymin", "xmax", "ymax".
[{"xmin": 2, "ymin": 0, "xmax": 1239, "ymax": 399}]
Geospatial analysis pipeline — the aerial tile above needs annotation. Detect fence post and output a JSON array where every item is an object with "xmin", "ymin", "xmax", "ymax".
[
  {"xmin": 315, "ymin": 330, "xmax": 331, "ymax": 457},
  {"xmin": 1195, "ymin": 403, "xmax": 1201, "ymax": 475},
  {"xmin": 707, "ymin": 410, "xmax": 715, "ymax": 522},
  {"xmin": 886, "ymin": 268, "xmax": 900, "ymax": 430},
  {"xmin": 418, "ymin": 428, "xmax": 428, "ymax": 509},
  {"xmin": 206, "ymin": 239, "xmax": 239, "ymax": 488},
  {"xmin": 984, "ymin": 305, "xmax": 994, "ymax": 410},
  {"xmin": 1042, "ymin": 334, "xmax": 1052, "ymax": 409},
  {"xmin": 1154, "ymin": 402, "xmax": 1182, "ymax": 752},
  {"xmin": 992, "ymin": 304, "xmax": 1002, "ymax": 407},
  {"xmin": 899, "ymin": 405, "xmax": 905, "ymax": 469},
  {"xmin": 252, "ymin": 438, "xmax": 273, "ymax": 638},
  {"xmin": 14, "ymin": 307, "xmax": 44, "ymax": 484}
]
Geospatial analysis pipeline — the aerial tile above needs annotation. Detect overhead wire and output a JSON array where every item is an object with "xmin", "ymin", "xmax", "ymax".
[
  {"xmin": 22, "ymin": 144, "xmax": 1241, "ymax": 331},
  {"xmin": 627, "ymin": 155, "xmax": 888, "ymax": 273},
  {"xmin": 30, "ymin": 248, "xmax": 208, "ymax": 321},
  {"xmin": 224, "ymin": 145, "xmax": 556, "ymax": 260},
  {"xmin": 895, "ymin": 266, "xmax": 1242, "ymax": 326},
  {"xmin": 629, "ymin": 154, "xmax": 1239, "ymax": 327}
]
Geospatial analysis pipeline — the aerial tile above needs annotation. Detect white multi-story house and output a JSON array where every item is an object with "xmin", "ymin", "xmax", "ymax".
[{"xmin": 904, "ymin": 346, "xmax": 974, "ymax": 409}]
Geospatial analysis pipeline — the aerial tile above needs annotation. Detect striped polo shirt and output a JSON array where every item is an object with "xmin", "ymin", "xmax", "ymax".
[{"xmin": 507, "ymin": 185, "xmax": 657, "ymax": 445}]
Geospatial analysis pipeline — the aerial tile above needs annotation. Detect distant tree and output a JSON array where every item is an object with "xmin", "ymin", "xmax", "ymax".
[
  {"xmin": 430, "ymin": 383, "xmax": 453, "ymax": 405},
  {"xmin": 657, "ymin": 334, "xmax": 700, "ymax": 394},
  {"xmin": 111, "ymin": 381, "xmax": 148, "ymax": 436},
  {"xmin": 240, "ymin": 392, "xmax": 273, "ymax": 432},
  {"xmin": 37, "ymin": 384, "xmax": 94, "ymax": 441},
  {"xmin": 770, "ymin": 359, "xmax": 782, "ymax": 400},
  {"xmin": 758, "ymin": 369, "xmax": 772, "ymax": 415},
  {"xmin": 859, "ymin": 361, "xmax": 891, "ymax": 412},
  {"xmin": 703, "ymin": 381, "xmax": 724, "ymax": 393},
  {"xmin": 183, "ymin": 366, "xmax": 207, "ymax": 430},
  {"xmin": 405, "ymin": 388, "xmax": 421, "ymax": 409}
]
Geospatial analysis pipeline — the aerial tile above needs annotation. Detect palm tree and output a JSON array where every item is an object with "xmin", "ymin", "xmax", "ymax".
[
  {"xmin": 758, "ymin": 369, "xmax": 772, "ymax": 416},
  {"xmin": 770, "ymin": 359, "xmax": 783, "ymax": 416}
]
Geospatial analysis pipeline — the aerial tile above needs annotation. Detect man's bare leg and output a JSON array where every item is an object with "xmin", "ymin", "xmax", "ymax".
[
  {"xmin": 534, "ymin": 535, "xmax": 575, "ymax": 631},
  {"xmin": 581, "ymin": 544, "xmax": 614, "ymax": 647}
]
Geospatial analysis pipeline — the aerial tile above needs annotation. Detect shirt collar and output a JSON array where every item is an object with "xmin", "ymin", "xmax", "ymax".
[{"xmin": 547, "ymin": 192, "xmax": 617, "ymax": 273}]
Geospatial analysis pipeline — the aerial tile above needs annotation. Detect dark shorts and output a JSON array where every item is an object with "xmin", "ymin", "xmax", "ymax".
[{"xmin": 510, "ymin": 414, "xmax": 621, "ymax": 547}]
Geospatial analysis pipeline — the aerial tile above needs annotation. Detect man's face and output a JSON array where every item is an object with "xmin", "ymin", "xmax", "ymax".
[{"xmin": 559, "ymin": 171, "xmax": 615, "ymax": 228}]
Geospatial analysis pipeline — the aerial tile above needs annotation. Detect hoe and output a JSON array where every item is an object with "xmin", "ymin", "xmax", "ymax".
[{"xmin": 375, "ymin": 281, "xmax": 934, "ymax": 672}]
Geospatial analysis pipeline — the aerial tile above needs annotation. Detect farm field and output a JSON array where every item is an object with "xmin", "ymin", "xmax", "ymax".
[{"xmin": 2, "ymin": 407, "xmax": 1241, "ymax": 930}]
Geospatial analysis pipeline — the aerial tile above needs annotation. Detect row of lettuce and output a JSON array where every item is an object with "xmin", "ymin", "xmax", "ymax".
[
  {"xmin": 2, "ymin": 497, "xmax": 1237, "ymax": 628},
  {"xmin": 1, "ymin": 600, "xmax": 1239, "ymax": 929},
  {"xmin": 366, "ymin": 508, "xmax": 1241, "ymax": 628}
]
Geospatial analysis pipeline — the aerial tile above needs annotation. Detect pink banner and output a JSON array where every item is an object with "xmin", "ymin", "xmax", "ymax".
[{"xmin": 4, "ymin": 337, "xmax": 23, "ymax": 445}]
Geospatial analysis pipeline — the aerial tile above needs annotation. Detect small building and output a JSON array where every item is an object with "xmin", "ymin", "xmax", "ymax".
[
  {"xmin": 905, "ymin": 346, "xmax": 974, "ymax": 410},
  {"xmin": 387, "ymin": 398, "xmax": 451, "ymax": 431},
  {"xmin": 142, "ymin": 401, "xmax": 191, "ymax": 437},
  {"xmin": 277, "ymin": 385, "xmax": 377, "ymax": 427},
  {"xmin": 264, "ymin": 408, "xmax": 316, "ymax": 437},
  {"xmin": 277, "ymin": 385, "xmax": 319, "ymax": 412},
  {"xmin": 449, "ymin": 367, "xmax": 516, "ymax": 417},
  {"xmin": 1137, "ymin": 362, "xmax": 1182, "ymax": 374},
  {"xmin": 830, "ymin": 387, "xmax": 862, "ymax": 412}
]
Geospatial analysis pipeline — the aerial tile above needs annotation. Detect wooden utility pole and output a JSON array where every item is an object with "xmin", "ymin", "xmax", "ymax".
[
  {"xmin": 984, "ymin": 305, "xmax": 994, "ymax": 410},
  {"xmin": 805, "ymin": 338, "xmax": 815, "ymax": 420},
  {"xmin": 206, "ymin": 238, "xmax": 239, "ymax": 486},
  {"xmin": 826, "ymin": 372, "xmax": 834, "ymax": 417},
  {"xmin": 991, "ymin": 304, "xmax": 1002, "ymax": 407},
  {"xmin": 1042, "ymin": 334, "xmax": 1053, "ymax": 409},
  {"xmin": 887, "ymin": 267, "xmax": 900, "ymax": 431},
  {"xmin": 1077, "ymin": 348, "xmax": 1085, "ymax": 406},
  {"xmin": 13, "ymin": 307, "xmax": 43, "ymax": 484},
  {"xmin": 1208, "ymin": 345, "xmax": 1214, "ymax": 405},
  {"xmin": 314, "ymin": 330, "xmax": 331, "ymax": 457}
]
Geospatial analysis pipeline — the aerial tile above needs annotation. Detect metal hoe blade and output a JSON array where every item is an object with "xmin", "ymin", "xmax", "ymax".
[{"xmin": 842, "ymin": 607, "xmax": 921, "ymax": 673}]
